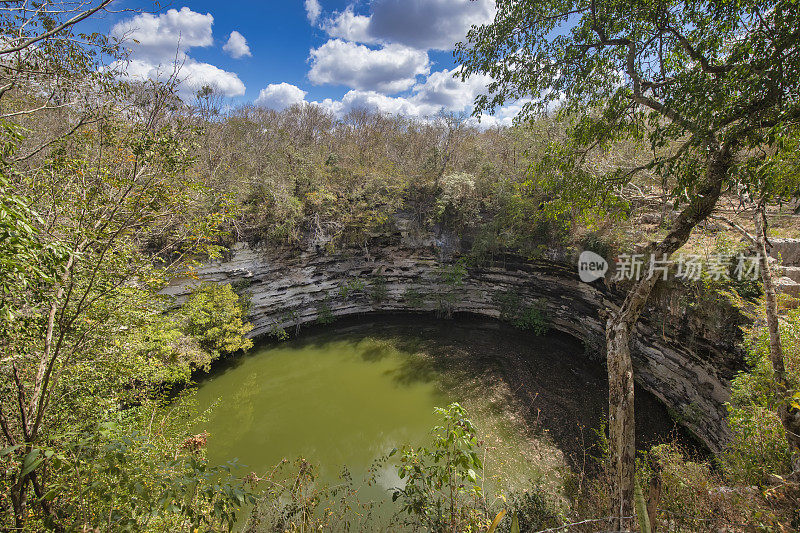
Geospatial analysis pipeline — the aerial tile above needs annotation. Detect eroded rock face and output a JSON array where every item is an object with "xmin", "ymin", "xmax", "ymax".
[
  {"xmin": 769, "ymin": 238, "xmax": 800, "ymax": 267},
  {"xmin": 163, "ymin": 241, "xmax": 746, "ymax": 453},
  {"xmin": 770, "ymin": 239, "xmax": 800, "ymax": 307}
]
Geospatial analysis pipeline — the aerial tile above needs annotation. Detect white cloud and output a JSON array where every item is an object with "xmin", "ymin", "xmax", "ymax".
[
  {"xmin": 178, "ymin": 59, "xmax": 246, "ymax": 97},
  {"xmin": 305, "ymin": 0, "xmax": 322, "ymax": 24},
  {"xmin": 314, "ymin": 65, "xmax": 491, "ymax": 118},
  {"xmin": 256, "ymin": 80, "xmax": 524, "ymax": 129},
  {"xmin": 111, "ymin": 7, "xmax": 213, "ymax": 62},
  {"xmin": 308, "ymin": 39, "xmax": 429, "ymax": 93},
  {"xmin": 313, "ymin": 87, "xmax": 526, "ymax": 129},
  {"xmin": 315, "ymin": 90, "xmax": 436, "ymax": 117},
  {"xmin": 111, "ymin": 7, "xmax": 246, "ymax": 99},
  {"xmin": 118, "ymin": 57, "xmax": 245, "ymax": 98},
  {"xmin": 469, "ymin": 98, "xmax": 532, "ymax": 128},
  {"xmin": 223, "ymin": 30, "xmax": 251, "ymax": 58},
  {"xmin": 255, "ymin": 82, "xmax": 308, "ymax": 110},
  {"xmin": 314, "ymin": 64, "xmax": 489, "ymax": 116},
  {"xmin": 322, "ymin": 0, "xmax": 495, "ymax": 51},
  {"xmin": 412, "ymin": 65, "xmax": 492, "ymax": 110},
  {"xmin": 253, "ymin": 65, "xmax": 495, "ymax": 121},
  {"xmin": 322, "ymin": 8, "xmax": 375, "ymax": 44},
  {"xmin": 312, "ymin": 68, "xmax": 527, "ymax": 128}
]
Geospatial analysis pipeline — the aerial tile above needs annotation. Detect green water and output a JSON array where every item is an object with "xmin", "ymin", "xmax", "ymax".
[
  {"xmin": 194, "ymin": 335, "xmax": 452, "ymax": 493},
  {"xmin": 192, "ymin": 315, "xmax": 689, "ymax": 518}
]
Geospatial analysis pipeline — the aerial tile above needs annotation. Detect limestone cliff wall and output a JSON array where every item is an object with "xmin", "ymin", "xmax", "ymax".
[{"xmin": 163, "ymin": 240, "xmax": 746, "ymax": 453}]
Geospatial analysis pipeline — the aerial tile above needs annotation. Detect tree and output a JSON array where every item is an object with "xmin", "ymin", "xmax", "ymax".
[
  {"xmin": 388, "ymin": 403, "xmax": 488, "ymax": 533},
  {"xmin": 0, "ymin": 64, "xmax": 241, "ymax": 528},
  {"xmin": 0, "ymin": 114, "xmax": 204, "ymax": 527},
  {"xmin": 713, "ymin": 127, "xmax": 800, "ymax": 477},
  {"xmin": 0, "ymin": 1, "xmax": 116, "ymax": 163},
  {"xmin": 457, "ymin": 1, "xmax": 800, "ymax": 527},
  {"xmin": 752, "ymin": 206, "xmax": 800, "ymax": 477},
  {"xmin": 183, "ymin": 283, "xmax": 254, "ymax": 362}
]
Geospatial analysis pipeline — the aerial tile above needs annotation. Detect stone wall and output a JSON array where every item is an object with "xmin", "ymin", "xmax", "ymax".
[
  {"xmin": 771, "ymin": 238, "xmax": 800, "ymax": 303},
  {"xmin": 163, "ymin": 238, "xmax": 747, "ymax": 453}
]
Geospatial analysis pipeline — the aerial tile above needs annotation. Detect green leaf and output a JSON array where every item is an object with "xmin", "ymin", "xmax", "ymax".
[
  {"xmin": 0, "ymin": 444, "xmax": 22, "ymax": 457},
  {"xmin": 20, "ymin": 449, "xmax": 43, "ymax": 478}
]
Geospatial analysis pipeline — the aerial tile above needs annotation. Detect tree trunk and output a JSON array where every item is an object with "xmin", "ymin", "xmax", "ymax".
[
  {"xmin": 646, "ymin": 460, "xmax": 662, "ymax": 533},
  {"xmin": 753, "ymin": 205, "xmax": 800, "ymax": 476},
  {"xmin": 606, "ymin": 318, "xmax": 637, "ymax": 530},
  {"xmin": 754, "ymin": 206, "xmax": 786, "ymax": 382},
  {"xmin": 606, "ymin": 148, "xmax": 729, "ymax": 530},
  {"xmin": 10, "ymin": 477, "xmax": 28, "ymax": 530}
]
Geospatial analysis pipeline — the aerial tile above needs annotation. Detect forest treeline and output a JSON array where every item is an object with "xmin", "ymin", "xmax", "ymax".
[
  {"xmin": 145, "ymin": 94, "xmax": 627, "ymax": 260},
  {"xmin": 13, "ymin": 78, "xmax": 628, "ymax": 258}
]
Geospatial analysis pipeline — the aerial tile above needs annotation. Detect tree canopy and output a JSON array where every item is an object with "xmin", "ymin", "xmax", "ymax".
[{"xmin": 457, "ymin": 0, "xmax": 800, "ymax": 201}]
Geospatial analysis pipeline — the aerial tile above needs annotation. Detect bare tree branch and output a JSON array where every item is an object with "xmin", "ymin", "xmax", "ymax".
[{"xmin": 0, "ymin": 0, "xmax": 114, "ymax": 56}]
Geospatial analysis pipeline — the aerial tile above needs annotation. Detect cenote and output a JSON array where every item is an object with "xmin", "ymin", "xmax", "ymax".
[{"xmin": 192, "ymin": 315, "xmax": 696, "ymax": 513}]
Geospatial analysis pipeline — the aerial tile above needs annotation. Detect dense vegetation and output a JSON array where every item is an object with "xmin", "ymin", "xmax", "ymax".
[
  {"xmin": 181, "ymin": 98, "xmax": 602, "ymax": 259},
  {"xmin": 1, "ymin": 1, "xmax": 800, "ymax": 531}
]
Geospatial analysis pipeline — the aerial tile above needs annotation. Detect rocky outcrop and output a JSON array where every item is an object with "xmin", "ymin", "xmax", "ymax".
[
  {"xmin": 769, "ymin": 238, "xmax": 800, "ymax": 266},
  {"xmin": 163, "ymin": 236, "xmax": 746, "ymax": 454},
  {"xmin": 770, "ymin": 239, "xmax": 800, "ymax": 305}
]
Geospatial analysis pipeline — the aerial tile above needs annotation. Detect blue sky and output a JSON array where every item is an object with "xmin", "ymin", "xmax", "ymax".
[{"xmin": 86, "ymin": 0, "xmax": 524, "ymax": 125}]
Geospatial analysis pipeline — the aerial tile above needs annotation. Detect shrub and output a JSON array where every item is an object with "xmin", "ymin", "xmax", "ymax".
[
  {"xmin": 403, "ymin": 287, "xmax": 426, "ymax": 308},
  {"xmin": 577, "ymin": 229, "xmax": 618, "ymax": 261},
  {"xmin": 268, "ymin": 323, "xmax": 289, "ymax": 341},
  {"xmin": 436, "ymin": 172, "xmax": 481, "ymax": 233},
  {"xmin": 723, "ymin": 306, "xmax": 800, "ymax": 483},
  {"xmin": 700, "ymin": 234, "xmax": 763, "ymax": 301},
  {"xmin": 34, "ymin": 400, "xmax": 255, "ymax": 532},
  {"xmin": 504, "ymin": 487, "xmax": 562, "ymax": 532},
  {"xmin": 513, "ymin": 303, "xmax": 549, "ymax": 335},
  {"xmin": 433, "ymin": 261, "xmax": 468, "ymax": 318},
  {"xmin": 725, "ymin": 403, "xmax": 791, "ymax": 484},
  {"xmin": 245, "ymin": 459, "xmax": 385, "ymax": 532},
  {"xmin": 492, "ymin": 290, "xmax": 550, "ymax": 335},
  {"xmin": 633, "ymin": 443, "xmax": 716, "ymax": 532},
  {"xmin": 182, "ymin": 283, "xmax": 254, "ymax": 362},
  {"xmin": 316, "ymin": 297, "xmax": 335, "ymax": 324},
  {"xmin": 368, "ymin": 274, "xmax": 388, "ymax": 304},
  {"xmin": 338, "ymin": 277, "xmax": 366, "ymax": 299},
  {"xmin": 386, "ymin": 403, "xmax": 491, "ymax": 532},
  {"xmin": 436, "ymin": 259, "xmax": 468, "ymax": 287}
]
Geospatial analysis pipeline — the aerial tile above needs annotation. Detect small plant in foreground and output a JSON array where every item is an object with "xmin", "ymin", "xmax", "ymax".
[{"xmin": 386, "ymin": 403, "xmax": 493, "ymax": 532}]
